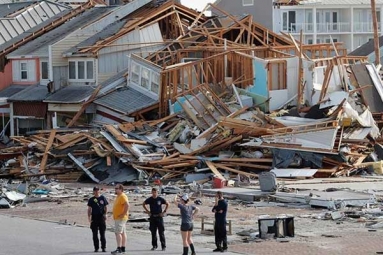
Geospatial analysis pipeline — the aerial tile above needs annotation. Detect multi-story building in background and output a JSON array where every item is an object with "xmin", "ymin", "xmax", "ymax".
[{"xmin": 213, "ymin": 0, "xmax": 383, "ymax": 52}]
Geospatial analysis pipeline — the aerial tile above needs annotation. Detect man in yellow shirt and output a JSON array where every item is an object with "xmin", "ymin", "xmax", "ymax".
[{"xmin": 111, "ymin": 184, "xmax": 129, "ymax": 254}]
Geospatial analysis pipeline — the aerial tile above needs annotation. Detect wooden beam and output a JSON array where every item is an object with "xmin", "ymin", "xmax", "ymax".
[
  {"xmin": 206, "ymin": 161, "xmax": 225, "ymax": 180},
  {"xmin": 39, "ymin": 129, "xmax": 57, "ymax": 173}
]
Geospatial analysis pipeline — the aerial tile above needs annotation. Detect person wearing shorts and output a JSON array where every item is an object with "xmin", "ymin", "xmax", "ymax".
[
  {"xmin": 111, "ymin": 184, "xmax": 129, "ymax": 254},
  {"xmin": 174, "ymin": 194, "xmax": 199, "ymax": 255}
]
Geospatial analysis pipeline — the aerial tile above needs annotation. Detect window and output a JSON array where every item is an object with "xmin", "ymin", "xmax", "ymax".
[
  {"xmin": 131, "ymin": 62, "xmax": 141, "ymax": 84},
  {"xmin": 12, "ymin": 60, "xmax": 36, "ymax": 82},
  {"xmin": 68, "ymin": 59, "xmax": 94, "ymax": 81},
  {"xmin": 141, "ymin": 67, "xmax": 150, "ymax": 90},
  {"xmin": 151, "ymin": 72, "xmax": 160, "ymax": 94},
  {"xmin": 306, "ymin": 11, "xmax": 313, "ymax": 31},
  {"xmin": 282, "ymin": 11, "xmax": 296, "ymax": 32},
  {"xmin": 308, "ymin": 39, "xmax": 313, "ymax": 44},
  {"xmin": 20, "ymin": 62, "xmax": 27, "ymax": 80},
  {"xmin": 41, "ymin": 61, "xmax": 48, "ymax": 80},
  {"xmin": 242, "ymin": 0, "xmax": 253, "ymax": 6}
]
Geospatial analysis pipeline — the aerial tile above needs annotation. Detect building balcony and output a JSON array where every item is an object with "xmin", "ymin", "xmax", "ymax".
[
  {"xmin": 353, "ymin": 22, "xmax": 381, "ymax": 33},
  {"xmin": 283, "ymin": 22, "xmax": 351, "ymax": 33},
  {"xmin": 282, "ymin": 22, "xmax": 381, "ymax": 34}
]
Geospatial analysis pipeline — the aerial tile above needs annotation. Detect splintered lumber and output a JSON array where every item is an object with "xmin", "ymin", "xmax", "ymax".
[
  {"xmin": 162, "ymin": 160, "xmax": 199, "ymax": 169},
  {"xmin": 206, "ymin": 161, "xmax": 225, "ymax": 180},
  {"xmin": 67, "ymin": 84, "xmax": 101, "ymax": 127},
  {"xmin": 39, "ymin": 129, "xmax": 56, "ymax": 173},
  {"xmin": 55, "ymin": 134, "xmax": 87, "ymax": 150},
  {"xmin": 218, "ymin": 118, "xmax": 276, "ymax": 136},
  {"xmin": 215, "ymin": 163, "xmax": 259, "ymax": 178},
  {"xmin": 68, "ymin": 153, "xmax": 100, "ymax": 183},
  {"xmin": 208, "ymin": 135, "xmax": 243, "ymax": 153}
]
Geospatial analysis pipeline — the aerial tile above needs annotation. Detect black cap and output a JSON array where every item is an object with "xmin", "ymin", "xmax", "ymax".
[{"xmin": 93, "ymin": 187, "xmax": 100, "ymax": 191}]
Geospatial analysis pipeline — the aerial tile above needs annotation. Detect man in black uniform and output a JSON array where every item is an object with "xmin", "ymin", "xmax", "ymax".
[
  {"xmin": 87, "ymin": 186, "xmax": 108, "ymax": 252},
  {"xmin": 212, "ymin": 191, "xmax": 228, "ymax": 252},
  {"xmin": 143, "ymin": 187, "xmax": 169, "ymax": 251}
]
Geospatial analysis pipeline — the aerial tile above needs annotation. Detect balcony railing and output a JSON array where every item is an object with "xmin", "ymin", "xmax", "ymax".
[
  {"xmin": 353, "ymin": 22, "xmax": 381, "ymax": 32},
  {"xmin": 283, "ymin": 22, "xmax": 381, "ymax": 33}
]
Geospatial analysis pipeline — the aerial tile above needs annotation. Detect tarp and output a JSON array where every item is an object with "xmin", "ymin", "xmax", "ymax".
[{"xmin": 271, "ymin": 148, "xmax": 324, "ymax": 168}]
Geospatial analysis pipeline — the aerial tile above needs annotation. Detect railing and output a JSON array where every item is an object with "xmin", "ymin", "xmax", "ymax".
[
  {"xmin": 283, "ymin": 22, "xmax": 351, "ymax": 33},
  {"xmin": 283, "ymin": 22, "xmax": 382, "ymax": 33},
  {"xmin": 353, "ymin": 22, "xmax": 381, "ymax": 32}
]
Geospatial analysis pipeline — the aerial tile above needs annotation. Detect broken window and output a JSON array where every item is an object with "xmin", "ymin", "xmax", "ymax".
[
  {"xmin": 131, "ymin": 62, "xmax": 141, "ymax": 84},
  {"xmin": 268, "ymin": 61, "xmax": 287, "ymax": 91},
  {"xmin": 141, "ymin": 67, "xmax": 150, "ymax": 90},
  {"xmin": 151, "ymin": 72, "xmax": 160, "ymax": 94}
]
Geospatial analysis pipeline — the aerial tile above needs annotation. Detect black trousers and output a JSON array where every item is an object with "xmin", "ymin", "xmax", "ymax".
[
  {"xmin": 90, "ymin": 216, "xmax": 106, "ymax": 250},
  {"xmin": 149, "ymin": 216, "xmax": 166, "ymax": 248},
  {"xmin": 214, "ymin": 221, "xmax": 227, "ymax": 249}
]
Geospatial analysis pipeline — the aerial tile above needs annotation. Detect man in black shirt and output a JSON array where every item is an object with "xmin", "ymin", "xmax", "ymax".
[
  {"xmin": 87, "ymin": 186, "xmax": 108, "ymax": 252},
  {"xmin": 212, "ymin": 191, "xmax": 228, "ymax": 252},
  {"xmin": 143, "ymin": 187, "xmax": 169, "ymax": 251}
]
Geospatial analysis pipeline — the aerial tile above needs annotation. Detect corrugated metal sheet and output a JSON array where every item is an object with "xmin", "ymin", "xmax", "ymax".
[
  {"xmin": 94, "ymin": 86, "xmax": 158, "ymax": 114},
  {"xmin": 44, "ymin": 86, "xmax": 94, "ymax": 103},
  {"xmin": 13, "ymin": 102, "xmax": 47, "ymax": 118},
  {"xmin": 271, "ymin": 168, "xmax": 318, "ymax": 178},
  {"xmin": 261, "ymin": 128, "xmax": 338, "ymax": 150},
  {"xmin": 8, "ymin": 84, "xmax": 50, "ymax": 102},
  {"xmin": 0, "ymin": 1, "xmax": 70, "ymax": 46},
  {"xmin": 8, "ymin": 7, "xmax": 116, "ymax": 58},
  {"xmin": 0, "ymin": 85, "xmax": 27, "ymax": 98},
  {"xmin": 343, "ymin": 127, "xmax": 372, "ymax": 140}
]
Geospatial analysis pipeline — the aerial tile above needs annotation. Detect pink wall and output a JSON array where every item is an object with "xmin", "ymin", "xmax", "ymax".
[
  {"xmin": 0, "ymin": 58, "xmax": 40, "ymax": 91},
  {"xmin": 0, "ymin": 63, "xmax": 13, "ymax": 91}
]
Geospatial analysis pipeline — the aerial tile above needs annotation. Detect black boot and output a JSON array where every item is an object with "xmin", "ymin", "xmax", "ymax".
[
  {"xmin": 182, "ymin": 246, "xmax": 189, "ymax": 255},
  {"xmin": 213, "ymin": 244, "xmax": 223, "ymax": 252}
]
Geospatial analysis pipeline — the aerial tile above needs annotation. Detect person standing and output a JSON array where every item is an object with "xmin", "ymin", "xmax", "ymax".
[
  {"xmin": 212, "ymin": 191, "xmax": 228, "ymax": 252},
  {"xmin": 143, "ymin": 187, "xmax": 169, "ymax": 251},
  {"xmin": 174, "ymin": 194, "xmax": 199, "ymax": 255},
  {"xmin": 111, "ymin": 184, "xmax": 129, "ymax": 254},
  {"xmin": 88, "ymin": 186, "xmax": 108, "ymax": 252}
]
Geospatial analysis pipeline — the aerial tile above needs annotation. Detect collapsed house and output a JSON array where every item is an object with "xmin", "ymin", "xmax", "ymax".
[{"xmin": 0, "ymin": 1, "xmax": 383, "ymax": 185}]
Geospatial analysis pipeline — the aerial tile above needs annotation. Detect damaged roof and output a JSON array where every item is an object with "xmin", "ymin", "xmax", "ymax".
[
  {"xmin": 7, "ymin": 84, "xmax": 50, "ymax": 102},
  {"xmin": 94, "ymin": 86, "xmax": 158, "ymax": 114},
  {"xmin": 44, "ymin": 67, "xmax": 129, "ymax": 104},
  {"xmin": 63, "ymin": 19, "xmax": 127, "ymax": 56},
  {"xmin": 0, "ymin": 1, "xmax": 71, "ymax": 46},
  {"xmin": 7, "ymin": 6, "xmax": 117, "ymax": 58}
]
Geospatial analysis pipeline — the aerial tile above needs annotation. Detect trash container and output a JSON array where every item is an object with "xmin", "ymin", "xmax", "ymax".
[{"xmin": 213, "ymin": 177, "xmax": 225, "ymax": 189}]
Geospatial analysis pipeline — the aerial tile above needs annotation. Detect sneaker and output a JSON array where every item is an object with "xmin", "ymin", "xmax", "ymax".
[
  {"xmin": 162, "ymin": 247, "xmax": 166, "ymax": 251},
  {"xmin": 151, "ymin": 246, "xmax": 158, "ymax": 251},
  {"xmin": 213, "ymin": 248, "xmax": 223, "ymax": 252},
  {"xmin": 94, "ymin": 249, "xmax": 99, "ymax": 252},
  {"xmin": 111, "ymin": 249, "xmax": 121, "ymax": 254},
  {"xmin": 191, "ymin": 252, "xmax": 196, "ymax": 255},
  {"xmin": 102, "ymin": 248, "xmax": 106, "ymax": 252},
  {"xmin": 223, "ymin": 247, "xmax": 228, "ymax": 252}
]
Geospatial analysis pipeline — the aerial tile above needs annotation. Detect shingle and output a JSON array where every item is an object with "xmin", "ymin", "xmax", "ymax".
[{"xmin": 94, "ymin": 86, "xmax": 158, "ymax": 114}]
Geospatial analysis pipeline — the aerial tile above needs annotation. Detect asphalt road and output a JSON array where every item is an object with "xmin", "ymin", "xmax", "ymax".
[{"xmin": 0, "ymin": 215, "xmax": 239, "ymax": 255}]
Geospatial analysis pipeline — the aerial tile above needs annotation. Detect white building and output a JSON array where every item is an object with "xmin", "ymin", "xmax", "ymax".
[
  {"xmin": 214, "ymin": 0, "xmax": 383, "ymax": 52},
  {"xmin": 272, "ymin": 0, "xmax": 383, "ymax": 51}
]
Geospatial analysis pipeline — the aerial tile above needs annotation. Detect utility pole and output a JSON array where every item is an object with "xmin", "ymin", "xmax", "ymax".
[{"xmin": 371, "ymin": 0, "xmax": 381, "ymax": 66}]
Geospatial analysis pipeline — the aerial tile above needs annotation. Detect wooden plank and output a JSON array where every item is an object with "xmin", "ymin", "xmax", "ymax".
[
  {"xmin": 39, "ymin": 129, "xmax": 56, "ymax": 173},
  {"xmin": 215, "ymin": 163, "xmax": 258, "ymax": 178},
  {"xmin": 67, "ymin": 84, "xmax": 101, "ymax": 127},
  {"xmin": 205, "ymin": 161, "xmax": 225, "ymax": 180}
]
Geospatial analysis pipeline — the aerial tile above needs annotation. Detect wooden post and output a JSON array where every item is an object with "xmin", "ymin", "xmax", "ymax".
[{"xmin": 371, "ymin": 0, "xmax": 381, "ymax": 66}]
